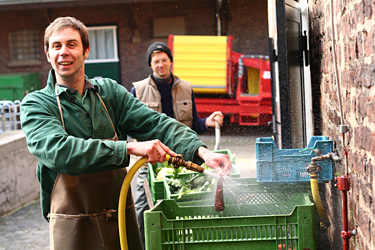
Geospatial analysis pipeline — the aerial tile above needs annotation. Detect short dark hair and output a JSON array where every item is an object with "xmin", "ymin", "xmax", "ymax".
[{"xmin": 44, "ymin": 16, "xmax": 89, "ymax": 54}]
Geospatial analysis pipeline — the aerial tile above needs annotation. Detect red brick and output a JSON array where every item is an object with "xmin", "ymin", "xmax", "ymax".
[
  {"xmin": 364, "ymin": 0, "xmax": 373, "ymax": 19},
  {"xmin": 340, "ymin": 12, "xmax": 351, "ymax": 39},
  {"xmin": 357, "ymin": 64, "xmax": 374, "ymax": 87},
  {"xmin": 350, "ymin": 151, "xmax": 360, "ymax": 173},
  {"xmin": 357, "ymin": 209, "xmax": 371, "ymax": 249},
  {"xmin": 357, "ymin": 93, "xmax": 368, "ymax": 117},
  {"xmin": 353, "ymin": 2, "xmax": 365, "ymax": 25},
  {"xmin": 363, "ymin": 26, "xmax": 375, "ymax": 57},
  {"xmin": 368, "ymin": 96, "xmax": 375, "ymax": 122}
]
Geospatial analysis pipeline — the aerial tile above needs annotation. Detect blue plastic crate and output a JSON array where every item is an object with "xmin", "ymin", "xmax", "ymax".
[{"xmin": 256, "ymin": 136, "xmax": 333, "ymax": 183}]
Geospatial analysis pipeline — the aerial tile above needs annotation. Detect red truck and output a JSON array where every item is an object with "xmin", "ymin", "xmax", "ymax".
[{"xmin": 168, "ymin": 35, "xmax": 272, "ymax": 126}]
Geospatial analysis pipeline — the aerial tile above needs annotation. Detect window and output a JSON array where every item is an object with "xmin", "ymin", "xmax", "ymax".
[
  {"xmin": 268, "ymin": 0, "xmax": 312, "ymax": 148},
  {"xmin": 86, "ymin": 26, "xmax": 118, "ymax": 63},
  {"xmin": 9, "ymin": 30, "xmax": 40, "ymax": 65}
]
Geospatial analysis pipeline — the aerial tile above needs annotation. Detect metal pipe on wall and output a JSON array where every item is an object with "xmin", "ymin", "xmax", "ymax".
[
  {"xmin": 216, "ymin": 0, "xmax": 222, "ymax": 36},
  {"xmin": 329, "ymin": 0, "xmax": 355, "ymax": 248}
]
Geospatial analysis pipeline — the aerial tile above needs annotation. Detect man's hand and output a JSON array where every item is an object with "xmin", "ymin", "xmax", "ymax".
[
  {"xmin": 205, "ymin": 111, "xmax": 224, "ymax": 128},
  {"xmin": 127, "ymin": 139, "xmax": 178, "ymax": 164},
  {"xmin": 197, "ymin": 147, "xmax": 232, "ymax": 177}
]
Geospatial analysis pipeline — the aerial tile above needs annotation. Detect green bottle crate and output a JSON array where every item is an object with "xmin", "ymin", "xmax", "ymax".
[
  {"xmin": 164, "ymin": 177, "xmax": 310, "ymax": 206},
  {"xmin": 145, "ymin": 179, "xmax": 316, "ymax": 250}
]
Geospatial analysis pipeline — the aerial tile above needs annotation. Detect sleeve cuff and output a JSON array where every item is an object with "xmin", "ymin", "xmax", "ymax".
[{"xmin": 111, "ymin": 140, "xmax": 129, "ymax": 166}]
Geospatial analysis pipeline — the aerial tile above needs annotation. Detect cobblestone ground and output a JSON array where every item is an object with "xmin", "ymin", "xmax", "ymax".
[
  {"xmin": 0, "ymin": 124, "xmax": 271, "ymax": 250},
  {"xmin": 0, "ymin": 201, "xmax": 49, "ymax": 250}
]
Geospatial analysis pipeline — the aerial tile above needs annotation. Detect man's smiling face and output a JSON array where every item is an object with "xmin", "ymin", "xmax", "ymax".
[
  {"xmin": 150, "ymin": 51, "xmax": 172, "ymax": 79},
  {"xmin": 46, "ymin": 27, "xmax": 89, "ymax": 85}
]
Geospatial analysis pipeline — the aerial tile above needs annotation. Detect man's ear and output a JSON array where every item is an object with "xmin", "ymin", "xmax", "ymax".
[
  {"xmin": 83, "ymin": 47, "xmax": 90, "ymax": 59},
  {"xmin": 46, "ymin": 50, "xmax": 51, "ymax": 62}
]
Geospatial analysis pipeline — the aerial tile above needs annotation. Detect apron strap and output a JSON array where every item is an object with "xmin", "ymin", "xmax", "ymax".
[
  {"xmin": 54, "ymin": 83, "xmax": 118, "ymax": 141},
  {"xmin": 48, "ymin": 209, "xmax": 117, "ymax": 220},
  {"xmin": 95, "ymin": 93, "xmax": 118, "ymax": 141},
  {"xmin": 54, "ymin": 83, "xmax": 65, "ymax": 130}
]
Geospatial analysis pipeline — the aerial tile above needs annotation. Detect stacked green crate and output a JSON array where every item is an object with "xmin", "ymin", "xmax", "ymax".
[
  {"xmin": 145, "ymin": 178, "xmax": 315, "ymax": 250},
  {"xmin": 148, "ymin": 162, "xmax": 166, "ymax": 204},
  {"xmin": 0, "ymin": 73, "xmax": 40, "ymax": 101}
]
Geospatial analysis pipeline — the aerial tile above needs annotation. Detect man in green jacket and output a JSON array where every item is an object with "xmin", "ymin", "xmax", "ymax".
[{"xmin": 20, "ymin": 16, "xmax": 231, "ymax": 250}]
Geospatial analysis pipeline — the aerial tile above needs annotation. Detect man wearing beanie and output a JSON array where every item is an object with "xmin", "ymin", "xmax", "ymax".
[{"xmin": 131, "ymin": 41, "xmax": 224, "ymax": 247}]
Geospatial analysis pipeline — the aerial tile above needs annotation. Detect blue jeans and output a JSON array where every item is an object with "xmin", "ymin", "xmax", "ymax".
[{"xmin": 134, "ymin": 165, "xmax": 149, "ymax": 249}]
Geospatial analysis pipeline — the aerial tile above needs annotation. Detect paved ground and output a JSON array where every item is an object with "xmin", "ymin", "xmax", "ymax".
[
  {"xmin": 0, "ymin": 124, "xmax": 272, "ymax": 250},
  {"xmin": 0, "ymin": 201, "xmax": 49, "ymax": 250}
]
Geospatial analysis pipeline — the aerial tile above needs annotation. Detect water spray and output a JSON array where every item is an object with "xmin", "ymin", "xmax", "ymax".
[{"xmin": 166, "ymin": 154, "xmax": 227, "ymax": 212}]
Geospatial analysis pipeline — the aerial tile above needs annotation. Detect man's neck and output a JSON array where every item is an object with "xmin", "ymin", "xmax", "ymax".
[
  {"xmin": 152, "ymin": 73, "xmax": 172, "ymax": 85},
  {"xmin": 56, "ymin": 75, "xmax": 85, "ymax": 95}
]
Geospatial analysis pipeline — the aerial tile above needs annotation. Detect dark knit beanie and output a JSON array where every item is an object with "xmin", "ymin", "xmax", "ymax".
[{"xmin": 147, "ymin": 42, "xmax": 173, "ymax": 66}]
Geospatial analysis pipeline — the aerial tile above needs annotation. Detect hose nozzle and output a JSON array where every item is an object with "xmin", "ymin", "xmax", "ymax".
[
  {"xmin": 166, "ymin": 154, "xmax": 204, "ymax": 173},
  {"xmin": 215, "ymin": 177, "xmax": 225, "ymax": 211}
]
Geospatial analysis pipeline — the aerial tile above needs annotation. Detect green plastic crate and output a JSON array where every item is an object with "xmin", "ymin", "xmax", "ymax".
[
  {"xmin": 169, "ymin": 178, "xmax": 311, "ymax": 207},
  {"xmin": 0, "ymin": 72, "xmax": 40, "ymax": 101},
  {"xmin": 164, "ymin": 175, "xmax": 310, "ymax": 205},
  {"xmin": 213, "ymin": 149, "xmax": 236, "ymax": 165},
  {"xmin": 148, "ymin": 162, "xmax": 168, "ymax": 204},
  {"xmin": 145, "ymin": 179, "xmax": 316, "ymax": 250},
  {"xmin": 148, "ymin": 149, "xmax": 237, "ymax": 204}
]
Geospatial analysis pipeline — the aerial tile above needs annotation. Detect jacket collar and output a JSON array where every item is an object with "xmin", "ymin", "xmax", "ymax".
[
  {"xmin": 46, "ymin": 69, "xmax": 96, "ymax": 96},
  {"xmin": 148, "ymin": 73, "xmax": 181, "ymax": 88}
]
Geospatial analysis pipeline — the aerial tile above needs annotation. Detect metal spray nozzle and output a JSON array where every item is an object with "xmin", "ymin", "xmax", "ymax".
[{"xmin": 166, "ymin": 154, "xmax": 204, "ymax": 173}]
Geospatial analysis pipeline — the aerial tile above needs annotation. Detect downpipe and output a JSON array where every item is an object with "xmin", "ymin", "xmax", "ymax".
[
  {"xmin": 335, "ymin": 176, "xmax": 356, "ymax": 250},
  {"xmin": 329, "ymin": 0, "xmax": 356, "ymax": 245}
]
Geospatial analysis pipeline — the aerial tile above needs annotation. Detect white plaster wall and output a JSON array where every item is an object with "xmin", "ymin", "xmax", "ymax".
[{"xmin": 0, "ymin": 130, "xmax": 39, "ymax": 216}]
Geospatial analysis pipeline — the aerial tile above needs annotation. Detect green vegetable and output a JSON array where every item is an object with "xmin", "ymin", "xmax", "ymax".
[
  {"xmin": 166, "ymin": 173, "xmax": 216, "ymax": 199},
  {"xmin": 155, "ymin": 167, "xmax": 175, "ymax": 181},
  {"xmin": 155, "ymin": 161, "xmax": 194, "ymax": 180},
  {"xmin": 154, "ymin": 161, "xmax": 217, "ymax": 199}
]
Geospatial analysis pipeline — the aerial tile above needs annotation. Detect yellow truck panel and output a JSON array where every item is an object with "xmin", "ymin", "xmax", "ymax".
[{"xmin": 172, "ymin": 35, "xmax": 228, "ymax": 94}]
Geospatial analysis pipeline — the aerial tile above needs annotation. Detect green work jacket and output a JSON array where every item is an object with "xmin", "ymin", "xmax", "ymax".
[{"xmin": 21, "ymin": 70, "xmax": 205, "ymax": 220}]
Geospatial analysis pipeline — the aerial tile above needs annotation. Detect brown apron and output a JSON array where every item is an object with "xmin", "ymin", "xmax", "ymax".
[{"xmin": 49, "ymin": 85, "xmax": 143, "ymax": 250}]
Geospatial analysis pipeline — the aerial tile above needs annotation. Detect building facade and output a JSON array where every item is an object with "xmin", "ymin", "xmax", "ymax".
[
  {"xmin": 0, "ymin": 0, "xmax": 269, "ymax": 90},
  {"xmin": 1, "ymin": 0, "xmax": 374, "ymax": 249}
]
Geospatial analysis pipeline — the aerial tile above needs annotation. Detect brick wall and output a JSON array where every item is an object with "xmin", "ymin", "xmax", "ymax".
[
  {"xmin": 226, "ymin": 0, "xmax": 269, "ymax": 55},
  {"xmin": 309, "ymin": 0, "xmax": 375, "ymax": 249},
  {"xmin": 0, "ymin": 0, "xmax": 268, "ymax": 91}
]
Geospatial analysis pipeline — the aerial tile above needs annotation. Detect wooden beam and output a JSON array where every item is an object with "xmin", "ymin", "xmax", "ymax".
[{"xmin": 0, "ymin": 0, "xmax": 177, "ymax": 11}]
